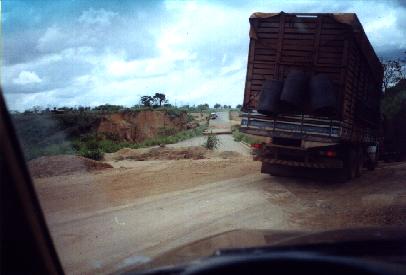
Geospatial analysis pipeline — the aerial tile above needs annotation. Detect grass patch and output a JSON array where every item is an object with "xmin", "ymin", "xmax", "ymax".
[
  {"xmin": 23, "ymin": 142, "xmax": 77, "ymax": 160},
  {"xmin": 138, "ymin": 125, "xmax": 207, "ymax": 147},
  {"xmin": 21, "ymin": 125, "xmax": 208, "ymax": 161},
  {"xmin": 232, "ymin": 126, "xmax": 262, "ymax": 145}
]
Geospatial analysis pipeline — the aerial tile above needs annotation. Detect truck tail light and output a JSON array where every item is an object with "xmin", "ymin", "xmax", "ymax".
[
  {"xmin": 251, "ymin": 143, "xmax": 263, "ymax": 149},
  {"xmin": 326, "ymin": 150, "xmax": 336, "ymax": 157},
  {"xmin": 320, "ymin": 150, "xmax": 336, "ymax": 157}
]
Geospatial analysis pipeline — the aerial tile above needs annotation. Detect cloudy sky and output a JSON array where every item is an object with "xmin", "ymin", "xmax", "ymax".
[{"xmin": 2, "ymin": 0, "xmax": 405, "ymax": 111}]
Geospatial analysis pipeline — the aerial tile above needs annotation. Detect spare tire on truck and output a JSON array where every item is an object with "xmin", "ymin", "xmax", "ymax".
[
  {"xmin": 280, "ymin": 70, "xmax": 308, "ymax": 113},
  {"xmin": 257, "ymin": 79, "xmax": 284, "ymax": 115},
  {"xmin": 309, "ymin": 74, "xmax": 338, "ymax": 117}
]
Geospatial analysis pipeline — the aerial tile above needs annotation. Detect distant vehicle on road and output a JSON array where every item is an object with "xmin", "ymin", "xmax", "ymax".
[{"xmin": 210, "ymin": 113, "xmax": 218, "ymax": 119}]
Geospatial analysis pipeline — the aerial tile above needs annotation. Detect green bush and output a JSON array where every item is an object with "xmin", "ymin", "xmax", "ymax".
[
  {"xmin": 232, "ymin": 128, "xmax": 262, "ymax": 145},
  {"xmin": 233, "ymin": 131, "xmax": 245, "ymax": 142},
  {"xmin": 80, "ymin": 148, "xmax": 104, "ymax": 161},
  {"xmin": 204, "ymin": 133, "xmax": 220, "ymax": 150},
  {"xmin": 187, "ymin": 113, "xmax": 195, "ymax": 122}
]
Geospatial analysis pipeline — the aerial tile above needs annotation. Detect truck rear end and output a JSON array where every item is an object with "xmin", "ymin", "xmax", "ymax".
[{"xmin": 241, "ymin": 12, "xmax": 383, "ymax": 181}]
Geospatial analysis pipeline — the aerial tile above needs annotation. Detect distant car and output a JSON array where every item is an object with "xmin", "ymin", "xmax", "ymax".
[{"xmin": 210, "ymin": 113, "xmax": 218, "ymax": 119}]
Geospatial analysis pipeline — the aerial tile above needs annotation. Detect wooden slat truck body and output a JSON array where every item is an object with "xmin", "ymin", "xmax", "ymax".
[{"xmin": 240, "ymin": 12, "xmax": 383, "ymax": 180}]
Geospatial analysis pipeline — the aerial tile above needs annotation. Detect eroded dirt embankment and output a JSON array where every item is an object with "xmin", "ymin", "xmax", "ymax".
[{"xmin": 97, "ymin": 110, "xmax": 192, "ymax": 142}]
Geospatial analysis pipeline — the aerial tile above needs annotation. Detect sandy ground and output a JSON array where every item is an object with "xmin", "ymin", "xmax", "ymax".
[
  {"xmin": 33, "ymin": 159, "xmax": 406, "ymax": 274},
  {"xmin": 30, "ymin": 112, "xmax": 406, "ymax": 274}
]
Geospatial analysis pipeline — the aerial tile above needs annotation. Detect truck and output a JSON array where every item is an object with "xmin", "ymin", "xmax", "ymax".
[{"xmin": 240, "ymin": 12, "xmax": 383, "ymax": 181}]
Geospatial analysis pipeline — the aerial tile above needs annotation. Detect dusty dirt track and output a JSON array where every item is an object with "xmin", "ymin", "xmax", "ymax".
[
  {"xmin": 30, "ymin": 112, "xmax": 406, "ymax": 274},
  {"xmin": 33, "ymin": 156, "xmax": 406, "ymax": 274}
]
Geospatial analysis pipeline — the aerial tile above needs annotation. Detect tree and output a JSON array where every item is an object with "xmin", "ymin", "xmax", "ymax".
[
  {"xmin": 236, "ymin": 104, "xmax": 242, "ymax": 109},
  {"xmin": 153, "ymin": 93, "xmax": 166, "ymax": 106},
  {"xmin": 31, "ymin": 105, "xmax": 43, "ymax": 113},
  {"xmin": 381, "ymin": 78, "xmax": 406, "ymax": 118},
  {"xmin": 381, "ymin": 58, "xmax": 405, "ymax": 92},
  {"xmin": 223, "ymin": 104, "xmax": 228, "ymax": 109},
  {"xmin": 197, "ymin": 103, "xmax": 209, "ymax": 110},
  {"xmin": 214, "ymin": 103, "xmax": 221, "ymax": 109},
  {"xmin": 131, "ymin": 104, "xmax": 142, "ymax": 109},
  {"xmin": 140, "ymin": 96, "xmax": 154, "ymax": 107},
  {"xmin": 94, "ymin": 104, "xmax": 123, "ymax": 112}
]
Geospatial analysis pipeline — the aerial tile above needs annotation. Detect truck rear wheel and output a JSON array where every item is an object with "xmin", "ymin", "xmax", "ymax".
[
  {"xmin": 340, "ymin": 148, "xmax": 359, "ymax": 182},
  {"xmin": 355, "ymin": 148, "xmax": 364, "ymax": 177},
  {"xmin": 366, "ymin": 160, "xmax": 377, "ymax": 171}
]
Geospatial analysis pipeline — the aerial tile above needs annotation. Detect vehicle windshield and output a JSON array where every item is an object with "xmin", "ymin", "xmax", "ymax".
[{"xmin": 2, "ymin": 0, "xmax": 406, "ymax": 274}]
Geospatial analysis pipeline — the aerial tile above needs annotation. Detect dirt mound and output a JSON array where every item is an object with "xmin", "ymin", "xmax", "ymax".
[
  {"xmin": 105, "ymin": 146, "xmax": 208, "ymax": 161},
  {"xmin": 28, "ymin": 155, "xmax": 113, "ymax": 178}
]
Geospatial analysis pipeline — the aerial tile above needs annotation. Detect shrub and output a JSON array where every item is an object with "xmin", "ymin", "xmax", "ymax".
[
  {"xmin": 232, "ymin": 128, "xmax": 262, "ymax": 145},
  {"xmin": 80, "ymin": 148, "xmax": 104, "ymax": 161},
  {"xmin": 204, "ymin": 133, "xmax": 220, "ymax": 150},
  {"xmin": 165, "ymin": 108, "xmax": 184, "ymax": 118},
  {"xmin": 187, "ymin": 113, "xmax": 195, "ymax": 122}
]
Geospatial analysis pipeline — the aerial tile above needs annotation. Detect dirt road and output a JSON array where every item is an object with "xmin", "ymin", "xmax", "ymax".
[
  {"xmin": 169, "ymin": 134, "xmax": 251, "ymax": 156},
  {"xmin": 33, "ymin": 157, "xmax": 406, "ymax": 274},
  {"xmin": 170, "ymin": 111, "xmax": 250, "ymax": 156},
  {"xmin": 30, "ymin": 113, "xmax": 406, "ymax": 274},
  {"xmin": 207, "ymin": 111, "xmax": 232, "ymax": 133}
]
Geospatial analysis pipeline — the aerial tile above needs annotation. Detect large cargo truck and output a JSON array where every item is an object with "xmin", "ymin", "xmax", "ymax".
[{"xmin": 240, "ymin": 12, "xmax": 383, "ymax": 181}]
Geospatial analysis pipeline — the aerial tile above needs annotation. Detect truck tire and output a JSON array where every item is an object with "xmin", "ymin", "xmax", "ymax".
[
  {"xmin": 355, "ymin": 148, "xmax": 363, "ymax": 177},
  {"xmin": 280, "ymin": 70, "xmax": 308, "ymax": 113},
  {"xmin": 309, "ymin": 74, "xmax": 337, "ymax": 117},
  {"xmin": 366, "ymin": 144, "xmax": 378, "ymax": 170},
  {"xmin": 366, "ymin": 160, "xmax": 377, "ymax": 171},
  {"xmin": 257, "ymin": 80, "xmax": 284, "ymax": 115},
  {"xmin": 340, "ymin": 148, "xmax": 358, "ymax": 182}
]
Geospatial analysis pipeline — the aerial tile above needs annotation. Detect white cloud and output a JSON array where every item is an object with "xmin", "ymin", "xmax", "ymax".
[
  {"xmin": 2, "ymin": 1, "xmax": 406, "ymax": 111},
  {"xmin": 37, "ymin": 26, "xmax": 68, "ymax": 52},
  {"xmin": 78, "ymin": 8, "xmax": 117, "ymax": 26},
  {"xmin": 12, "ymin": 71, "xmax": 42, "ymax": 85}
]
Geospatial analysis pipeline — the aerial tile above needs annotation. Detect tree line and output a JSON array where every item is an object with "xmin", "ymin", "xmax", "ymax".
[{"xmin": 16, "ymin": 95, "xmax": 242, "ymax": 114}]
